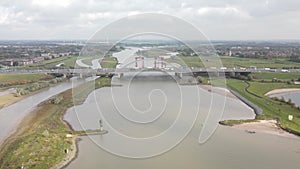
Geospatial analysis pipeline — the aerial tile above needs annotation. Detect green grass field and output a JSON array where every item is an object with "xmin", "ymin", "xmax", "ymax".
[
  {"xmin": 137, "ymin": 48, "xmax": 170, "ymax": 58},
  {"xmin": 220, "ymin": 56, "xmax": 300, "ymax": 68},
  {"xmin": 26, "ymin": 56, "xmax": 78, "ymax": 69},
  {"xmin": 166, "ymin": 55, "xmax": 300, "ymax": 69},
  {"xmin": 0, "ymin": 77, "xmax": 111, "ymax": 169},
  {"xmin": 100, "ymin": 57, "xmax": 118, "ymax": 68},
  {"xmin": 252, "ymin": 72, "xmax": 300, "ymax": 80},
  {"xmin": 166, "ymin": 56, "xmax": 204, "ymax": 67},
  {"xmin": 0, "ymin": 74, "xmax": 53, "ymax": 82},
  {"xmin": 226, "ymin": 79, "xmax": 300, "ymax": 133}
]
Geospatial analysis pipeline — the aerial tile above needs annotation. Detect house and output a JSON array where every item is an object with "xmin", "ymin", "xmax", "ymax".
[{"xmin": 0, "ymin": 59, "xmax": 14, "ymax": 66}]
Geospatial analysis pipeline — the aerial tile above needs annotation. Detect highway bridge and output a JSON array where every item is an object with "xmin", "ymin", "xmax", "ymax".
[{"xmin": 1, "ymin": 67, "xmax": 300, "ymax": 78}]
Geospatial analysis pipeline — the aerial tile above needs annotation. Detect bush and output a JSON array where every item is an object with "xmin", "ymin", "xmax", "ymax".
[
  {"xmin": 197, "ymin": 76, "xmax": 204, "ymax": 83},
  {"xmin": 50, "ymin": 79, "xmax": 58, "ymax": 84},
  {"xmin": 14, "ymin": 88, "xmax": 29, "ymax": 97},
  {"xmin": 247, "ymin": 75, "xmax": 253, "ymax": 81},
  {"xmin": 50, "ymin": 96, "xmax": 63, "ymax": 104}
]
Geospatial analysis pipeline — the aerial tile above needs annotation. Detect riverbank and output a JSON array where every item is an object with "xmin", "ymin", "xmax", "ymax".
[
  {"xmin": 0, "ymin": 77, "xmax": 111, "ymax": 169},
  {"xmin": 200, "ymin": 85, "xmax": 236, "ymax": 98},
  {"xmin": 230, "ymin": 120, "xmax": 300, "ymax": 139},
  {"xmin": 0, "ymin": 76, "xmax": 66, "ymax": 109},
  {"xmin": 49, "ymin": 137, "xmax": 78, "ymax": 169},
  {"xmin": 265, "ymin": 88, "xmax": 300, "ymax": 96},
  {"xmin": 202, "ymin": 82, "xmax": 299, "ymax": 139},
  {"xmin": 0, "ymin": 83, "xmax": 61, "ymax": 109},
  {"xmin": 224, "ymin": 79, "xmax": 300, "ymax": 138}
]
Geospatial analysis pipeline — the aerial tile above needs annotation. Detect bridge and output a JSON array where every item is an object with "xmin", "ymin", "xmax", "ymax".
[{"xmin": 1, "ymin": 67, "xmax": 300, "ymax": 79}]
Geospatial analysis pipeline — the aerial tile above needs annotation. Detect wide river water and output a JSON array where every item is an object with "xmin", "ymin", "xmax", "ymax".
[{"xmin": 63, "ymin": 48, "xmax": 300, "ymax": 169}]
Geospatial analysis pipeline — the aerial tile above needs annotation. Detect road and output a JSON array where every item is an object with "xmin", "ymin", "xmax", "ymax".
[{"xmin": 1, "ymin": 67, "xmax": 300, "ymax": 75}]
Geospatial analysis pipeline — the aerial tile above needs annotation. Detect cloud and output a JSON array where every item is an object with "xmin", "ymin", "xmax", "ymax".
[
  {"xmin": 0, "ymin": 0, "xmax": 300, "ymax": 40},
  {"xmin": 80, "ymin": 12, "xmax": 112, "ymax": 21},
  {"xmin": 0, "ymin": 6, "xmax": 31, "ymax": 25},
  {"xmin": 197, "ymin": 6, "xmax": 251, "ymax": 19},
  {"xmin": 31, "ymin": 0, "xmax": 72, "ymax": 8}
]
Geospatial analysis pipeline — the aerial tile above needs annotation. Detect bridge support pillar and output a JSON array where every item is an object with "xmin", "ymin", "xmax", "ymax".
[
  {"xmin": 175, "ymin": 72, "xmax": 183, "ymax": 79},
  {"xmin": 116, "ymin": 73, "xmax": 123, "ymax": 78}
]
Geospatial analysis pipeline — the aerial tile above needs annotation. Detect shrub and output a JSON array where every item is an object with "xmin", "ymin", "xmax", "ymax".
[{"xmin": 50, "ymin": 96, "xmax": 63, "ymax": 104}]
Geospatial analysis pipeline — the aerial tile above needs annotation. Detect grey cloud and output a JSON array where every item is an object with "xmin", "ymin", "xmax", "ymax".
[{"xmin": 0, "ymin": 0, "xmax": 300, "ymax": 40}]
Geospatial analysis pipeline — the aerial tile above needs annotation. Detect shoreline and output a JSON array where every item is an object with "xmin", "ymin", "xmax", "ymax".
[
  {"xmin": 264, "ymin": 88, "xmax": 300, "ymax": 96},
  {"xmin": 0, "ymin": 79, "xmax": 68, "ymax": 110},
  {"xmin": 229, "ymin": 120, "xmax": 300, "ymax": 139},
  {"xmin": 200, "ymin": 85, "xmax": 300, "ymax": 139},
  {"xmin": 222, "ymin": 86, "xmax": 300, "ymax": 139},
  {"xmin": 0, "ymin": 77, "xmax": 112, "ymax": 168},
  {"xmin": 200, "ymin": 85, "xmax": 236, "ymax": 99},
  {"xmin": 51, "ymin": 77, "xmax": 112, "ymax": 168},
  {"xmin": 50, "ymin": 137, "xmax": 80, "ymax": 169},
  {"xmin": 2, "ymin": 78, "xmax": 299, "ymax": 168}
]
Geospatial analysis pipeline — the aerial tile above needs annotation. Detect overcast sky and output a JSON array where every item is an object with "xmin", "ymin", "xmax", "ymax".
[{"xmin": 0, "ymin": 0, "xmax": 300, "ymax": 40}]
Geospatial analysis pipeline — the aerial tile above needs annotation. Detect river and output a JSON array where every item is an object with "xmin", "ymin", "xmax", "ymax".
[
  {"xmin": 63, "ymin": 48, "xmax": 300, "ymax": 169},
  {"xmin": 0, "ymin": 78, "xmax": 85, "ymax": 145}
]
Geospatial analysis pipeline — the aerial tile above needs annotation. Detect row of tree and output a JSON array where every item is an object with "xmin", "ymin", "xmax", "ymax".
[{"xmin": 14, "ymin": 78, "xmax": 65, "ymax": 97}]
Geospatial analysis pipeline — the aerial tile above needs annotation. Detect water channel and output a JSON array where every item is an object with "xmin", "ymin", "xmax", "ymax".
[{"xmin": 63, "ymin": 48, "xmax": 300, "ymax": 169}]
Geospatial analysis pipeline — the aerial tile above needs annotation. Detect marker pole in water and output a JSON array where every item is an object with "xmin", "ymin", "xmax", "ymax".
[{"xmin": 99, "ymin": 119, "xmax": 103, "ymax": 132}]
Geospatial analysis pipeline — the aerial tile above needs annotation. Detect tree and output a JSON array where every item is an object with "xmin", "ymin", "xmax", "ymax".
[
  {"xmin": 287, "ymin": 99, "xmax": 292, "ymax": 105},
  {"xmin": 197, "ymin": 76, "xmax": 203, "ymax": 83},
  {"xmin": 247, "ymin": 75, "xmax": 253, "ymax": 81},
  {"xmin": 13, "ymin": 61, "xmax": 19, "ymax": 66}
]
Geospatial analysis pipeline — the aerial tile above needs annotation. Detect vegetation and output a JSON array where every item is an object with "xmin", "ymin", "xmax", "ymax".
[
  {"xmin": 166, "ymin": 55, "xmax": 300, "ymax": 69},
  {"xmin": 252, "ymin": 72, "xmax": 300, "ymax": 80},
  {"xmin": 220, "ymin": 56, "xmax": 300, "ymax": 69},
  {"xmin": 219, "ymin": 119, "xmax": 260, "ymax": 126},
  {"xmin": 100, "ymin": 57, "xmax": 118, "ymax": 68},
  {"xmin": 0, "ymin": 74, "xmax": 65, "ymax": 108},
  {"xmin": 226, "ymin": 79, "xmax": 300, "ymax": 134},
  {"xmin": 166, "ymin": 56, "xmax": 204, "ymax": 67},
  {"xmin": 0, "ymin": 74, "xmax": 54, "ymax": 88},
  {"xmin": 136, "ymin": 48, "xmax": 169, "ymax": 58},
  {"xmin": 0, "ymin": 77, "xmax": 111, "ymax": 169},
  {"xmin": 14, "ymin": 78, "xmax": 65, "ymax": 97},
  {"xmin": 0, "ymin": 93, "xmax": 24, "ymax": 108},
  {"xmin": 25, "ymin": 56, "xmax": 78, "ymax": 69}
]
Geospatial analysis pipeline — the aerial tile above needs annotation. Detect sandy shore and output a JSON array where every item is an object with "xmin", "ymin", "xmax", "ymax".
[
  {"xmin": 231, "ymin": 120, "xmax": 300, "ymax": 139},
  {"xmin": 265, "ymin": 88, "xmax": 300, "ymax": 96}
]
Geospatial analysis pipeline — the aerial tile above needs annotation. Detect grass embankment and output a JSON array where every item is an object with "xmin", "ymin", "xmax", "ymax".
[
  {"xmin": 224, "ymin": 79, "xmax": 300, "ymax": 134},
  {"xmin": 220, "ymin": 56, "xmax": 300, "ymax": 69},
  {"xmin": 0, "ymin": 77, "xmax": 111, "ymax": 169},
  {"xmin": 100, "ymin": 57, "xmax": 118, "ymax": 68},
  {"xmin": 0, "ymin": 74, "xmax": 57, "ymax": 108},
  {"xmin": 166, "ymin": 55, "xmax": 300, "ymax": 69},
  {"xmin": 137, "ymin": 48, "xmax": 169, "ymax": 58},
  {"xmin": 166, "ymin": 56, "xmax": 204, "ymax": 67},
  {"xmin": 0, "ymin": 74, "xmax": 54, "ymax": 87},
  {"xmin": 0, "ymin": 94, "xmax": 24, "ymax": 109},
  {"xmin": 25, "ymin": 56, "xmax": 78, "ymax": 69},
  {"xmin": 252, "ymin": 72, "xmax": 300, "ymax": 80}
]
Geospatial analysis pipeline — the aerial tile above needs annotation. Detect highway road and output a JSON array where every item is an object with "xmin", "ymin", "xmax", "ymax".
[{"xmin": 1, "ymin": 67, "xmax": 300, "ymax": 75}]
